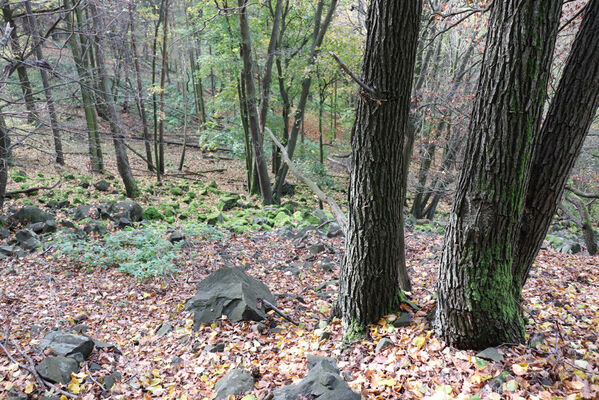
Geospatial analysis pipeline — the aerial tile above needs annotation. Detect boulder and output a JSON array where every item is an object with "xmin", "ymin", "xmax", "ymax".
[
  {"xmin": 168, "ymin": 231, "xmax": 185, "ymax": 243},
  {"xmin": 117, "ymin": 217, "xmax": 133, "ymax": 229},
  {"xmin": 392, "ymin": 312, "xmax": 412, "ymax": 328},
  {"xmin": 15, "ymin": 229, "xmax": 41, "ymax": 251},
  {"xmin": 375, "ymin": 338, "xmax": 394, "ymax": 353},
  {"xmin": 37, "ymin": 331, "xmax": 95, "ymax": 360},
  {"xmin": 84, "ymin": 221, "xmax": 107, "ymax": 236},
  {"xmin": 186, "ymin": 266, "xmax": 276, "ymax": 329},
  {"xmin": 213, "ymin": 368, "xmax": 254, "ymax": 399},
  {"xmin": 326, "ymin": 223, "xmax": 343, "ymax": 238},
  {"xmin": 11, "ymin": 206, "xmax": 54, "ymax": 225},
  {"xmin": 35, "ymin": 356, "xmax": 79, "ymax": 384},
  {"xmin": 273, "ymin": 358, "xmax": 360, "ymax": 400},
  {"xmin": 217, "ymin": 195, "xmax": 240, "ymax": 211},
  {"xmin": 71, "ymin": 205, "xmax": 95, "ymax": 220},
  {"xmin": 0, "ymin": 245, "xmax": 18, "ymax": 257},
  {"xmin": 94, "ymin": 180, "xmax": 110, "ymax": 192},
  {"xmin": 556, "ymin": 241, "xmax": 581, "ymax": 254},
  {"xmin": 113, "ymin": 200, "xmax": 143, "ymax": 222}
]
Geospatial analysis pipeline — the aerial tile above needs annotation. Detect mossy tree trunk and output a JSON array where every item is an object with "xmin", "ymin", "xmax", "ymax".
[
  {"xmin": 513, "ymin": 0, "xmax": 599, "ymax": 283},
  {"xmin": 338, "ymin": 0, "xmax": 421, "ymax": 339},
  {"xmin": 434, "ymin": 0, "xmax": 562, "ymax": 349}
]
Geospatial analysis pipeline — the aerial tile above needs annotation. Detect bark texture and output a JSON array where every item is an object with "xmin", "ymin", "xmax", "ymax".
[
  {"xmin": 435, "ymin": 0, "xmax": 562, "ymax": 349},
  {"xmin": 338, "ymin": 0, "xmax": 421, "ymax": 336},
  {"xmin": 514, "ymin": 0, "xmax": 599, "ymax": 283}
]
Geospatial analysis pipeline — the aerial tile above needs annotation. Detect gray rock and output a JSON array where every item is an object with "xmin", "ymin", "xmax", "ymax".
[
  {"xmin": 319, "ymin": 263, "xmax": 334, "ymax": 272},
  {"xmin": 476, "ymin": 347, "xmax": 504, "ymax": 362},
  {"xmin": 277, "ymin": 226, "xmax": 296, "ymax": 238},
  {"xmin": 168, "ymin": 231, "xmax": 185, "ymax": 243},
  {"xmin": 206, "ymin": 343, "xmax": 225, "ymax": 353},
  {"xmin": 11, "ymin": 206, "xmax": 54, "ymax": 225},
  {"xmin": 84, "ymin": 221, "xmax": 107, "ymax": 236},
  {"xmin": 0, "ymin": 245, "xmax": 17, "ymax": 256},
  {"xmin": 103, "ymin": 371, "xmax": 122, "ymax": 390},
  {"xmin": 326, "ymin": 223, "xmax": 343, "ymax": 238},
  {"xmin": 306, "ymin": 354, "xmax": 337, "ymax": 370},
  {"xmin": 206, "ymin": 212, "xmax": 225, "ymax": 226},
  {"xmin": 309, "ymin": 243, "xmax": 326, "ymax": 254},
  {"xmin": 252, "ymin": 217, "xmax": 271, "ymax": 226},
  {"xmin": 113, "ymin": 200, "xmax": 143, "ymax": 222},
  {"xmin": 213, "ymin": 368, "xmax": 254, "ymax": 399},
  {"xmin": 528, "ymin": 332, "xmax": 546, "ymax": 349},
  {"xmin": 94, "ymin": 180, "xmax": 110, "ymax": 191},
  {"xmin": 311, "ymin": 209, "xmax": 329, "ymax": 225},
  {"xmin": 37, "ymin": 331, "xmax": 95, "ymax": 360},
  {"xmin": 392, "ymin": 312, "xmax": 412, "ymax": 328},
  {"xmin": 117, "ymin": 217, "xmax": 133, "ymax": 228},
  {"xmin": 375, "ymin": 338, "xmax": 394, "ymax": 353},
  {"xmin": 557, "ymin": 241, "xmax": 581, "ymax": 254},
  {"xmin": 60, "ymin": 220, "xmax": 77, "ymax": 229},
  {"xmin": 29, "ymin": 222, "xmax": 46, "ymax": 234},
  {"xmin": 44, "ymin": 220, "xmax": 57, "ymax": 233},
  {"xmin": 15, "ymin": 229, "xmax": 41, "ymax": 251},
  {"xmin": 156, "ymin": 323, "xmax": 173, "ymax": 337},
  {"xmin": 273, "ymin": 358, "xmax": 360, "ymax": 400},
  {"xmin": 171, "ymin": 356, "xmax": 183, "ymax": 367},
  {"xmin": 0, "ymin": 227, "xmax": 10, "ymax": 238},
  {"xmin": 92, "ymin": 338, "xmax": 122, "ymax": 355},
  {"xmin": 71, "ymin": 205, "xmax": 95, "ymax": 220},
  {"xmin": 35, "ymin": 356, "xmax": 79, "ymax": 384},
  {"xmin": 186, "ymin": 266, "xmax": 276, "ymax": 329}
]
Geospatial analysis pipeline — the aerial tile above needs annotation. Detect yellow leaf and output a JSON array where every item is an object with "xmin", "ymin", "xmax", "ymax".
[
  {"xmin": 412, "ymin": 336, "xmax": 426, "ymax": 349},
  {"xmin": 379, "ymin": 378, "xmax": 397, "ymax": 387},
  {"xmin": 61, "ymin": 396, "xmax": 68, "ymax": 400},
  {"xmin": 24, "ymin": 383, "xmax": 34, "ymax": 394},
  {"xmin": 67, "ymin": 381, "xmax": 81, "ymax": 394},
  {"xmin": 489, "ymin": 393, "xmax": 501, "ymax": 400},
  {"xmin": 512, "ymin": 363, "xmax": 528, "ymax": 376}
]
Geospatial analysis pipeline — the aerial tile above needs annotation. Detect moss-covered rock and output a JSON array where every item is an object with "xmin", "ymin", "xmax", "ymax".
[
  {"xmin": 274, "ymin": 212, "xmax": 294, "ymax": 227},
  {"xmin": 142, "ymin": 207, "xmax": 164, "ymax": 221}
]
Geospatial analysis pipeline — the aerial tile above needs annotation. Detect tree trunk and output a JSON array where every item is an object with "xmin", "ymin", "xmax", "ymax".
[
  {"xmin": 0, "ymin": 113, "xmax": 9, "ymax": 210},
  {"xmin": 514, "ymin": 0, "xmax": 599, "ymax": 283},
  {"xmin": 435, "ymin": 0, "xmax": 562, "ymax": 350},
  {"xmin": 2, "ymin": 3, "xmax": 36, "ymax": 123},
  {"xmin": 238, "ymin": 0, "xmax": 272, "ymax": 204},
  {"xmin": 259, "ymin": 0, "xmax": 283, "ymax": 131},
  {"xmin": 338, "ymin": 0, "xmax": 421, "ymax": 340},
  {"xmin": 565, "ymin": 194, "xmax": 598, "ymax": 256},
  {"xmin": 89, "ymin": 1, "xmax": 139, "ymax": 198},
  {"xmin": 273, "ymin": 0, "xmax": 338, "ymax": 200},
  {"xmin": 66, "ymin": 0, "xmax": 103, "ymax": 173},
  {"xmin": 158, "ymin": 0, "xmax": 170, "ymax": 175},
  {"xmin": 129, "ymin": 0, "xmax": 154, "ymax": 172},
  {"xmin": 23, "ymin": 0, "xmax": 64, "ymax": 165}
]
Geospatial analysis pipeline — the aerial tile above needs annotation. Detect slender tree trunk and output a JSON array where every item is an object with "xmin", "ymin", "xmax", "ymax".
[
  {"xmin": 24, "ymin": 0, "xmax": 64, "ymax": 165},
  {"xmin": 0, "ymin": 113, "xmax": 8, "ymax": 210},
  {"xmin": 338, "ymin": 0, "xmax": 421, "ymax": 340},
  {"xmin": 158, "ymin": 0, "xmax": 170, "ymax": 175},
  {"xmin": 179, "ymin": 69, "xmax": 189, "ymax": 171},
  {"xmin": 129, "ymin": 0, "xmax": 153, "ymax": 171},
  {"xmin": 565, "ymin": 194, "xmax": 598, "ymax": 255},
  {"xmin": 66, "ymin": 0, "xmax": 103, "ymax": 173},
  {"xmin": 2, "ymin": 4, "xmax": 36, "ymax": 123},
  {"xmin": 514, "ymin": 0, "xmax": 599, "ymax": 284},
  {"xmin": 238, "ymin": 0, "xmax": 272, "ymax": 204},
  {"xmin": 273, "ymin": 0, "xmax": 338, "ymax": 199},
  {"xmin": 151, "ymin": 0, "xmax": 164, "ymax": 181},
  {"xmin": 259, "ymin": 0, "xmax": 283, "ymax": 131},
  {"xmin": 435, "ymin": 0, "xmax": 562, "ymax": 350},
  {"xmin": 89, "ymin": 1, "xmax": 139, "ymax": 198}
]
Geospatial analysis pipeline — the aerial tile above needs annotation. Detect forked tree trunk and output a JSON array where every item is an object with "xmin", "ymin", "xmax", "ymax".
[
  {"xmin": 338, "ymin": 0, "xmax": 421, "ymax": 339},
  {"xmin": 435, "ymin": 0, "xmax": 562, "ymax": 350},
  {"xmin": 89, "ymin": 1, "xmax": 138, "ymax": 198},
  {"xmin": 24, "ymin": 0, "xmax": 64, "ymax": 165},
  {"xmin": 513, "ymin": 0, "xmax": 599, "ymax": 284}
]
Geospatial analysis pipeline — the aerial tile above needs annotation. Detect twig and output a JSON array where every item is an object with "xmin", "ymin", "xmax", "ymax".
[
  {"xmin": 84, "ymin": 362, "xmax": 104, "ymax": 389},
  {"xmin": 266, "ymin": 127, "xmax": 348, "ymax": 233},
  {"xmin": 4, "ymin": 179, "xmax": 61, "ymax": 198},
  {"xmin": 260, "ymin": 298, "xmax": 299, "ymax": 326},
  {"xmin": 329, "ymin": 52, "xmax": 375, "ymax": 95}
]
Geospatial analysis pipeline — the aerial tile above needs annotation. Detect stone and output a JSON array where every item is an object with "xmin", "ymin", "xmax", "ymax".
[
  {"xmin": 156, "ymin": 323, "xmax": 173, "ymax": 337},
  {"xmin": 277, "ymin": 226, "xmax": 296, "ymax": 238},
  {"xmin": 213, "ymin": 368, "xmax": 254, "ymax": 399},
  {"xmin": 29, "ymin": 222, "xmax": 46, "ymax": 234},
  {"xmin": 206, "ymin": 212, "xmax": 225, "ymax": 226},
  {"xmin": 171, "ymin": 356, "xmax": 183, "ymax": 367},
  {"xmin": 92, "ymin": 338, "xmax": 121, "ymax": 354},
  {"xmin": 60, "ymin": 220, "xmax": 77, "ymax": 229},
  {"xmin": 186, "ymin": 266, "xmax": 277, "ymax": 329},
  {"xmin": 94, "ymin": 180, "xmax": 110, "ymax": 191},
  {"xmin": 252, "ymin": 217, "xmax": 271, "ymax": 226},
  {"xmin": 84, "ymin": 221, "xmax": 107, "ymax": 236},
  {"xmin": 306, "ymin": 354, "xmax": 337, "ymax": 370},
  {"xmin": 392, "ymin": 312, "xmax": 412, "ymax": 328},
  {"xmin": 113, "ymin": 200, "xmax": 143, "ymax": 222},
  {"xmin": 217, "ymin": 195, "xmax": 239, "ymax": 211},
  {"xmin": 0, "ymin": 245, "xmax": 17, "ymax": 256},
  {"xmin": 556, "ymin": 241, "xmax": 581, "ymax": 254},
  {"xmin": 206, "ymin": 343, "xmax": 225, "ymax": 353},
  {"xmin": 44, "ymin": 220, "xmax": 58, "ymax": 233},
  {"xmin": 476, "ymin": 347, "xmax": 504, "ymax": 363},
  {"xmin": 528, "ymin": 332, "xmax": 546, "ymax": 349},
  {"xmin": 15, "ymin": 229, "xmax": 40, "ymax": 251},
  {"xmin": 273, "ymin": 358, "xmax": 360, "ymax": 400},
  {"xmin": 375, "ymin": 338, "xmax": 394, "ymax": 353},
  {"xmin": 35, "ymin": 356, "xmax": 79, "ymax": 384},
  {"xmin": 72, "ymin": 205, "xmax": 95, "ymax": 220},
  {"xmin": 0, "ymin": 227, "xmax": 10, "ymax": 238},
  {"xmin": 168, "ymin": 231, "xmax": 185, "ymax": 243},
  {"xmin": 117, "ymin": 217, "xmax": 133, "ymax": 228},
  {"xmin": 10, "ymin": 206, "xmax": 54, "ymax": 225},
  {"xmin": 309, "ymin": 243, "xmax": 326, "ymax": 254},
  {"xmin": 103, "ymin": 371, "xmax": 122, "ymax": 390},
  {"xmin": 37, "ymin": 331, "xmax": 95, "ymax": 360},
  {"xmin": 326, "ymin": 223, "xmax": 343, "ymax": 238}
]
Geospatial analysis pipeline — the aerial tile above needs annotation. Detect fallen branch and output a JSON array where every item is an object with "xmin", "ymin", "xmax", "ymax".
[
  {"xmin": 266, "ymin": 127, "xmax": 347, "ymax": 233},
  {"xmin": 565, "ymin": 185, "xmax": 599, "ymax": 199},
  {"xmin": 260, "ymin": 297, "xmax": 299, "ymax": 326},
  {"xmin": 4, "ymin": 179, "xmax": 61, "ymax": 198}
]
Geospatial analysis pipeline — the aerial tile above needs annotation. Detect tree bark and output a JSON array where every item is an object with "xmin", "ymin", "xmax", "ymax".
[
  {"xmin": 89, "ymin": 1, "xmax": 139, "ymax": 198},
  {"xmin": 238, "ymin": 0, "xmax": 272, "ymax": 204},
  {"xmin": 435, "ymin": 0, "xmax": 562, "ymax": 350},
  {"xmin": 338, "ymin": 0, "xmax": 421, "ymax": 339},
  {"xmin": 514, "ymin": 0, "xmax": 599, "ymax": 284},
  {"xmin": 0, "ymin": 113, "xmax": 8, "ymax": 210},
  {"xmin": 129, "ymin": 0, "xmax": 154, "ymax": 172},
  {"xmin": 23, "ymin": 0, "xmax": 64, "ymax": 165},
  {"xmin": 259, "ymin": 0, "xmax": 283, "ymax": 131},
  {"xmin": 158, "ymin": 0, "xmax": 170, "ymax": 175}
]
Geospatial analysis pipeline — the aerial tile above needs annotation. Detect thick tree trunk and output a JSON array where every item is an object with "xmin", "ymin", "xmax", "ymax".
[
  {"xmin": 129, "ymin": 0, "xmax": 154, "ymax": 172},
  {"xmin": 2, "ymin": 4, "xmax": 36, "ymax": 123},
  {"xmin": 24, "ymin": 0, "xmax": 64, "ymax": 165},
  {"xmin": 338, "ymin": 0, "xmax": 421, "ymax": 340},
  {"xmin": 435, "ymin": 0, "xmax": 562, "ymax": 350},
  {"xmin": 89, "ymin": 1, "xmax": 138, "ymax": 198},
  {"xmin": 514, "ymin": 0, "xmax": 599, "ymax": 283},
  {"xmin": 238, "ymin": 0, "xmax": 272, "ymax": 204}
]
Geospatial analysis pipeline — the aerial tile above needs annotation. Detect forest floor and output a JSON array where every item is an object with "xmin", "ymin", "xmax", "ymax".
[{"xmin": 0, "ymin": 135, "xmax": 598, "ymax": 400}]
